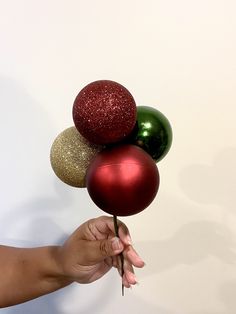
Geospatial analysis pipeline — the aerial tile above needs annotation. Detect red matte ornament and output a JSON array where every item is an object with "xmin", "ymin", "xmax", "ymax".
[
  {"xmin": 73, "ymin": 80, "xmax": 137, "ymax": 145},
  {"xmin": 86, "ymin": 145, "xmax": 160, "ymax": 216}
]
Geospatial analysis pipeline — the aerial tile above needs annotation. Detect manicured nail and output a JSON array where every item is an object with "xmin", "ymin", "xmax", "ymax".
[
  {"xmin": 131, "ymin": 273, "xmax": 138, "ymax": 284},
  {"xmin": 111, "ymin": 237, "xmax": 122, "ymax": 251},
  {"xmin": 140, "ymin": 259, "xmax": 146, "ymax": 266},
  {"xmin": 126, "ymin": 235, "xmax": 132, "ymax": 245},
  {"xmin": 137, "ymin": 256, "xmax": 145, "ymax": 265}
]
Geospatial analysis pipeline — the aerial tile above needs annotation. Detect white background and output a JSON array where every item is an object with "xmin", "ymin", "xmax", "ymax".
[{"xmin": 0, "ymin": 1, "xmax": 236, "ymax": 313}]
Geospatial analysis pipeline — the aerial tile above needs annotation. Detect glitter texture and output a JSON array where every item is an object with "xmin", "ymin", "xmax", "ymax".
[
  {"xmin": 72, "ymin": 80, "xmax": 137, "ymax": 145},
  {"xmin": 50, "ymin": 127, "xmax": 103, "ymax": 188}
]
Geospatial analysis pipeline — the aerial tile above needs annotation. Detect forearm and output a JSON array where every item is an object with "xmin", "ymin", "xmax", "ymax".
[{"xmin": 0, "ymin": 245, "xmax": 72, "ymax": 308}]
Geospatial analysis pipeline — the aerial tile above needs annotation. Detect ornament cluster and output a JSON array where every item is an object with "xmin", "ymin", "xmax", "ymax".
[{"xmin": 50, "ymin": 80, "xmax": 172, "ymax": 216}]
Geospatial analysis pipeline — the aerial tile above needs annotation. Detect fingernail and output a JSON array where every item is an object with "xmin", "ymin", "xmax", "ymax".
[
  {"xmin": 137, "ymin": 256, "xmax": 145, "ymax": 265},
  {"xmin": 140, "ymin": 259, "xmax": 145, "ymax": 266},
  {"xmin": 111, "ymin": 237, "xmax": 122, "ymax": 251},
  {"xmin": 126, "ymin": 235, "xmax": 132, "ymax": 245},
  {"xmin": 131, "ymin": 273, "xmax": 138, "ymax": 284}
]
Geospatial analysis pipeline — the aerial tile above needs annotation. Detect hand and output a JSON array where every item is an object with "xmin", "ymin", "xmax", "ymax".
[{"xmin": 56, "ymin": 216, "xmax": 145, "ymax": 288}]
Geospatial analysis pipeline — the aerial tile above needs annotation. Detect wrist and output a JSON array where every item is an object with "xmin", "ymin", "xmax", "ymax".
[{"xmin": 48, "ymin": 246, "xmax": 74, "ymax": 287}]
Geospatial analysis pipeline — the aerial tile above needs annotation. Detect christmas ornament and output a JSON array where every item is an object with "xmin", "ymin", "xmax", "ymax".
[
  {"xmin": 73, "ymin": 80, "xmax": 137, "ymax": 145},
  {"xmin": 50, "ymin": 127, "xmax": 103, "ymax": 187},
  {"xmin": 132, "ymin": 106, "xmax": 172, "ymax": 162},
  {"xmin": 86, "ymin": 144, "xmax": 160, "ymax": 216},
  {"xmin": 50, "ymin": 79, "xmax": 172, "ymax": 296}
]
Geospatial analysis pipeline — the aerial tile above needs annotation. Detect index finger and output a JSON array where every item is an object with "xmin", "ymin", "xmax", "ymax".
[{"xmin": 95, "ymin": 216, "xmax": 132, "ymax": 246}]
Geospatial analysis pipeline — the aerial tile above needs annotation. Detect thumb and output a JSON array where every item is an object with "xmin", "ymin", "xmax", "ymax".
[{"xmin": 87, "ymin": 237, "xmax": 124, "ymax": 263}]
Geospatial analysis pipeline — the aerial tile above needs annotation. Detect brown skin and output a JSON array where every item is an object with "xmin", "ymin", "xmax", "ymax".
[{"xmin": 0, "ymin": 216, "xmax": 144, "ymax": 308}]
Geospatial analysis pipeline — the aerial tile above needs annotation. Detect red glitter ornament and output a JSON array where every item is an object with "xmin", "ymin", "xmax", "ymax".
[
  {"xmin": 86, "ymin": 145, "xmax": 160, "ymax": 216},
  {"xmin": 73, "ymin": 80, "xmax": 137, "ymax": 145}
]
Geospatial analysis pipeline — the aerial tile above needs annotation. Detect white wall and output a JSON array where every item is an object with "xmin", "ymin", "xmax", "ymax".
[{"xmin": 0, "ymin": 1, "xmax": 236, "ymax": 313}]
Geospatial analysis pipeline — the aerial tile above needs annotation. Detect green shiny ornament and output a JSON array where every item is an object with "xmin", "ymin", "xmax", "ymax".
[{"xmin": 132, "ymin": 106, "xmax": 172, "ymax": 162}]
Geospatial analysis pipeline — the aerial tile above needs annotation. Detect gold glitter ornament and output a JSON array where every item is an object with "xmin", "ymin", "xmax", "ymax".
[{"xmin": 50, "ymin": 127, "xmax": 103, "ymax": 188}]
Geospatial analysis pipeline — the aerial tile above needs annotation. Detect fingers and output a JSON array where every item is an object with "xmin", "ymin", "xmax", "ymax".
[
  {"xmin": 115, "ymin": 255, "xmax": 138, "ymax": 288},
  {"xmin": 95, "ymin": 215, "xmax": 145, "ymax": 278},
  {"xmin": 113, "ymin": 245, "xmax": 145, "ymax": 288},
  {"xmin": 117, "ymin": 221, "xmax": 132, "ymax": 247},
  {"xmin": 84, "ymin": 216, "xmax": 145, "ymax": 288},
  {"xmin": 82, "ymin": 237, "xmax": 125, "ymax": 264},
  {"xmin": 123, "ymin": 259, "xmax": 137, "ymax": 285},
  {"xmin": 123, "ymin": 245, "xmax": 145, "ymax": 268},
  {"xmin": 92, "ymin": 216, "xmax": 132, "ymax": 246},
  {"xmin": 114, "ymin": 256, "xmax": 132, "ymax": 288}
]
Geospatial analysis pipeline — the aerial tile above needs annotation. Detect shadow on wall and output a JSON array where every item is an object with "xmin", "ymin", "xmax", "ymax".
[
  {"xmin": 178, "ymin": 147, "xmax": 236, "ymax": 212},
  {"xmin": 136, "ymin": 146, "xmax": 236, "ymax": 314},
  {"xmin": 0, "ymin": 179, "xmax": 79, "ymax": 246},
  {"xmin": 0, "ymin": 76, "xmax": 75, "ymax": 313},
  {"xmin": 188, "ymin": 281, "xmax": 236, "ymax": 314},
  {"xmin": 138, "ymin": 147, "xmax": 236, "ymax": 275},
  {"xmin": 137, "ymin": 206, "xmax": 236, "ymax": 314},
  {"xmin": 172, "ymin": 147, "xmax": 236, "ymax": 314},
  {"xmin": 0, "ymin": 75, "xmax": 83, "ymax": 245},
  {"xmin": 0, "ymin": 76, "xmax": 52, "ymax": 195},
  {"xmin": 139, "ymin": 219, "xmax": 236, "ymax": 277}
]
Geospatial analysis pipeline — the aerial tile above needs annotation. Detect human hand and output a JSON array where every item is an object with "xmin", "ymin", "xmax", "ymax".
[{"xmin": 56, "ymin": 216, "xmax": 145, "ymax": 288}]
